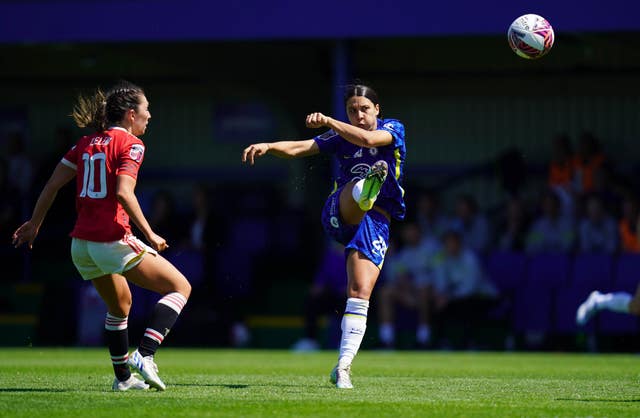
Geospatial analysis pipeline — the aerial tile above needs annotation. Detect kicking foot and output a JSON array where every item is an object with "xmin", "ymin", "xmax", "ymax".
[
  {"xmin": 128, "ymin": 349, "xmax": 166, "ymax": 391},
  {"xmin": 576, "ymin": 291, "xmax": 601, "ymax": 326},
  {"xmin": 358, "ymin": 160, "xmax": 388, "ymax": 211},
  {"xmin": 330, "ymin": 365, "xmax": 353, "ymax": 389},
  {"xmin": 112, "ymin": 374, "xmax": 149, "ymax": 391}
]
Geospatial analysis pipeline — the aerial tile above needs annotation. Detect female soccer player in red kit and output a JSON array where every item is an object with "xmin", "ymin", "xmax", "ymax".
[{"xmin": 12, "ymin": 81, "xmax": 191, "ymax": 391}]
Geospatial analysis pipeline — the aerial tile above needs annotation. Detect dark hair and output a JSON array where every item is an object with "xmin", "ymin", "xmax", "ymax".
[
  {"xmin": 71, "ymin": 80, "xmax": 145, "ymax": 131},
  {"xmin": 344, "ymin": 83, "xmax": 380, "ymax": 107}
]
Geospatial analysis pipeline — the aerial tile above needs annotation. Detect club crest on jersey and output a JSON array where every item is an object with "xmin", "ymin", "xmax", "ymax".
[
  {"xmin": 129, "ymin": 144, "xmax": 145, "ymax": 162},
  {"xmin": 317, "ymin": 130, "xmax": 337, "ymax": 141}
]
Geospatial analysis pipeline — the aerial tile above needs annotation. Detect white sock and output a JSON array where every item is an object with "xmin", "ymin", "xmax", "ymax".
[
  {"xmin": 351, "ymin": 179, "xmax": 365, "ymax": 202},
  {"xmin": 416, "ymin": 324, "xmax": 431, "ymax": 344},
  {"xmin": 597, "ymin": 292, "xmax": 632, "ymax": 313},
  {"xmin": 338, "ymin": 298, "xmax": 369, "ymax": 369},
  {"xmin": 379, "ymin": 322, "xmax": 395, "ymax": 345}
]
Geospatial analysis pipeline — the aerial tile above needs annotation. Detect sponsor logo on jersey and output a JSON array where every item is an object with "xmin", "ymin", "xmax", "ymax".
[
  {"xmin": 350, "ymin": 163, "xmax": 371, "ymax": 181},
  {"xmin": 317, "ymin": 130, "xmax": 337, "ymax": 141},
  {"xmin": 129, "ymin": 144, "xmax": 145, "ymax": 162}
]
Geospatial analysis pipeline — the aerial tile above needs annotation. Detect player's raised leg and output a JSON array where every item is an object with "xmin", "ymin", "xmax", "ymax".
[
  {"xmin": 124, "ymin": 253, "xmax": 191, "ymax": 391},
  {"xmin": 339, "ymin": 161, "xmax": 389, "ymax": 226},
  {"xmin": 92, "ymin": 273, "xmax": 149, "ymax": 391}
]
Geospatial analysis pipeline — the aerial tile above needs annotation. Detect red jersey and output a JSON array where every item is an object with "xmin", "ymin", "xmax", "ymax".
[{"xmin": 61, "ymin": 127, "xmax": 146, "ymax": 242}]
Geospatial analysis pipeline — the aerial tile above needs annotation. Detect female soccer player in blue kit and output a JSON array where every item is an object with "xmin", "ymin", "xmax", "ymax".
[{"xmin": 242, "ymin": 84, "xmax": 406, "ymax": 388}]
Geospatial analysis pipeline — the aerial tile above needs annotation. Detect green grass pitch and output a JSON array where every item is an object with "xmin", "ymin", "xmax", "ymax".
[{"xmin": 0, "ymin": 348, "xmax": 638, "ymax": 417}]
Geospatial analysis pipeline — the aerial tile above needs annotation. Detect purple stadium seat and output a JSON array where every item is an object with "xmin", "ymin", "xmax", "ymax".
[
  {"xmin": 514, "ymin": 253, "xmax": 571, "ymax": 334},
  {"xmin": 598, "ymin": 253, "xmax": 640, "ymax": 334},
  {"xmin": 554, "ymin": 254, "xmax": 613, "ymax": 333},
  {"xmin": 486, "ymin": 251, "xmax": 527, "ymax": 292}
]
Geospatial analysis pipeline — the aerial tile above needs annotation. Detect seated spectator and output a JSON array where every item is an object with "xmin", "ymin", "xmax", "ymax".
[
  {"xmin": 495, "ymin": 196, "xmax": 530, "ymax": 252},
  {"xmin": 548, "ymin": 134, "xmax": 574, "ymax": 189},
  {"xmin": 415, "ymin": 190, "xmax": 449, "ymax": 242},
  {"xmin": 525, "ymin": 190, "xmax": 575, "ymax": 254},
  {"xmin": 292, "ymin": 241, "xmax": 347, "ymax": 351},
  {"xmin": 578, "ymin": 194, "xmax": 618, "ymax": 254},
  {"xmin": 619, "ymin": 194, "xmax": 640, "ymax": 253},
  {"xmin": 378, "ymin": 222, "xmax": 440, "ymax": 348},
  {"xmin": 572, "ymin": 132, "xmax": 606, "ymax": 195},
  {"xmin": 448, "ymin": 194, "xmax": 490, "ymax": 254},
  {"xmin": 430, "ymin": 230, "xmax": 498, "ymax": 348}
]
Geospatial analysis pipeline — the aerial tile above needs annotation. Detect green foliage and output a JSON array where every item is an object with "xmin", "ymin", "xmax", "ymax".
[{"xmin": 1, "ymin": 349, "xmax": 638, "ymax": 417}]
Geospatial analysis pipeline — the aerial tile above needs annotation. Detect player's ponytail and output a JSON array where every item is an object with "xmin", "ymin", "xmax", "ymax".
[
  {"xmin": 71, "ymin": 88, "xmax": 108, "ymax": 131},
  {"xmin": 71, "ymin": 80, "xmax": 144, "ymax": 132}
]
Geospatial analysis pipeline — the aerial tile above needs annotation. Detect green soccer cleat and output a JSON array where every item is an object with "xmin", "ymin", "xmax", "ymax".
[
  {"xmin": 330, "ymin": 365, "xmax": 353, "ymax": 389},
  {"xmin": 358, "ymin": 160, "xmax": 388, "ymax": 211}
]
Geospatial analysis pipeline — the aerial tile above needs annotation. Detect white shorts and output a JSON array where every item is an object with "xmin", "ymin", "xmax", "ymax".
[{"xmin": 71, "ymin": 234, "xmax": 157, "ymax": 280}]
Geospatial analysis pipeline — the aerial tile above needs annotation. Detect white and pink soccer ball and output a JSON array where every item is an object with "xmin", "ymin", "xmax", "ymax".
[{"xmin": 508, "ymin": 14, "xmax": 555, "ymax": 59}]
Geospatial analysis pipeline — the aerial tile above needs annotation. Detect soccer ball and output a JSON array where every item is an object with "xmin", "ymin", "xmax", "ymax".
[{"xmin": 507, "ymin": 14, "xmax": 554, "ymax": 59}]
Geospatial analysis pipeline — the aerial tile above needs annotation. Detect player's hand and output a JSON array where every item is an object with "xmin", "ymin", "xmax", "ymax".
[
  {"xmin": 305, "ymin": 112, "xmax": 330, "ymax": 129},
  {"xmin": 242, "ymin": 143, "xmax": 269, "ymax": 166},
  {"xmin": 147, "ymin": 232, "xmax": 169, "ymax": 252},
  {"xmin": 12, "ymin": 220, "xmax": 39, "ymax": 249}
]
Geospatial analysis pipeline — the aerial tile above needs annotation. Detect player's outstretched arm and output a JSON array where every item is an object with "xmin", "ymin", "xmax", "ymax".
[
  {"xmin": 242, "ymin": 139, "xmax": 319, "ymax": 165},
  {"xmin": 12, "ymin": 163, "xmax": 76, "ymax": 249},
  {"xmin": 306, "ymin": 112, "xmax": 393, "ymax": 148}
]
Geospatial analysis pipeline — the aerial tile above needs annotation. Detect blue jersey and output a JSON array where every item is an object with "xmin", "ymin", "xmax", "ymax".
[{"xmin": 313, "ymin": 118, "xmax": 406, "ymax": 220}]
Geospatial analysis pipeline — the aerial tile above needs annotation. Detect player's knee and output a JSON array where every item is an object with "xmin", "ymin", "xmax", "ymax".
[{"xmin": 110, "ymin": 297, "xmax": 131, "ymax": 318}]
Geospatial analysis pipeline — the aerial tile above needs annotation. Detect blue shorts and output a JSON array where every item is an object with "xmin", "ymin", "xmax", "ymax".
[{"xmin": 320, "ymin": 187, "xmax": 390, "ymax": 269}]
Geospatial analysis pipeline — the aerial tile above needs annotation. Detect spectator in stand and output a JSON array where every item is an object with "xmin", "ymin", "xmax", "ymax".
[
  {"xmin": 619, "ymin": 194, "xmax": 640, "ymax": 253},
  {"xmin": 292, "ymin": 241, "xmax": 347, "ymax": 352},
  {"xmin": 377, "ymin": 222, "xmax": 440, "ymax": 348},
  {"xmin": 548, "ymin": 133, "xmax": 574, "ymax": 191},
  {"xmin": 578, "ymin": 194, "xmax": 618, "ymax": 254},
  {"xmin": 572, "ymin": 132, "xmax": 606, "ymax": 196},
  {"xmin": 495, "ymin": 196, "xmax": 531, "ymax": 252},
  {"xmin": 430, "ymin": 230, "xmax": 498, "ymax": 348},
  {"xmin": 415, "ymin": 190, "xmax": 449, "ymax": 243},
  {"xmin": 448, "ymin": 194, "xmax": 490, "ymax": 254},
  {"xmin": 525, "ymin": 189, "xmax": 575, "ymax": 254}
]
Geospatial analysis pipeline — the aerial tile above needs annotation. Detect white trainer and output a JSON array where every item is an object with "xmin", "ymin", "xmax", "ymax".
[
  {"xmin": 112, "ymin": 374, "xmax": 149, "ymax": 391},
  {"xmin": 128, "ymin": 349, "xmax": 166, "ymax": 391},
  {"xmin": 330, "ymin": 365, "xmax": 353, "ymax": 389},
  {"xmin": 576, "ymin": 291, "xmax": 601, "ymax": 326}
]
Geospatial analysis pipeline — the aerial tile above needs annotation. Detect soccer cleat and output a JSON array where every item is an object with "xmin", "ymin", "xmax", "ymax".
[
  {"xmin": 112, "ymin": 374, "xmax": 149, "ymax": 391},
  {"xmin": 358, "ymin": 160, "xmax": 388, "ymax": 211},
  {"xmin": 128, "ymin": 349, "xmax": 166, "ymax": 391},
  {"xmin": 576, "ymin": 291, "xmax": 601, "ymax": 326},
  {"xmin": 330, "ymin": 365, "xmax": 353, "ymax": 389}
]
